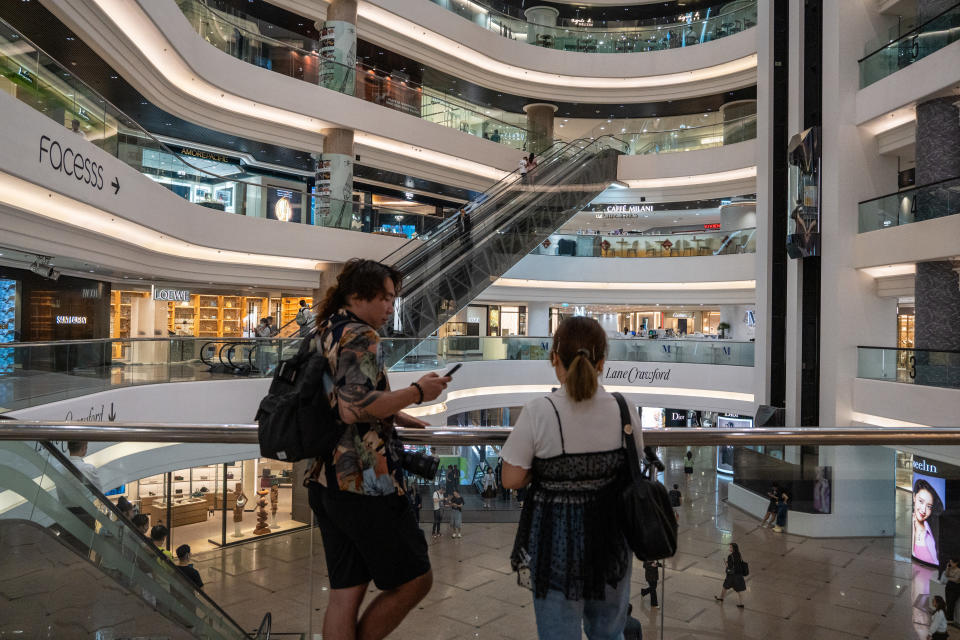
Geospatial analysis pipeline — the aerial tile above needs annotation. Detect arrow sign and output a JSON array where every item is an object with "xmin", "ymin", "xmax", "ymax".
[{"xmin": 111, "ymin": 177, "xmax": 119, "ymax": 195}]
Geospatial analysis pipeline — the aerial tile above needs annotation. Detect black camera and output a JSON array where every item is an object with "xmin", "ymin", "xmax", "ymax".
[{"xmin": 399, "ymin": 450, "xmax": 440, "ymax": 480}]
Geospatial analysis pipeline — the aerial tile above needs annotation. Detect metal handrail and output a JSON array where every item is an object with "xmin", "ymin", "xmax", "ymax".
[{"xmin": 2, "ymin": 423, "xmax": 960, "ymax": 445}]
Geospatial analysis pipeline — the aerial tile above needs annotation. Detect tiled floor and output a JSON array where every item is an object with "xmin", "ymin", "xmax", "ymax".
[{"xmin": 194, "ymin": 447, "xmax": 952, "ymax": 639}]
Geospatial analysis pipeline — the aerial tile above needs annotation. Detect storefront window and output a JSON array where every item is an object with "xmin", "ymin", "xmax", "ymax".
[{"xmin": 127, "ymin": 458, "xmax": 308, "ymax": 552}]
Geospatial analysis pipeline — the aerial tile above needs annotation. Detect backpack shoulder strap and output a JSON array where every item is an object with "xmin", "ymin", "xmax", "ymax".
[
  {"xmin": 543, "ymin": 396, "xmax": 566, "ymax": 454},
  {"xmin": 613, "ymin": 392, "xmax": 642, "ymax": 480}
]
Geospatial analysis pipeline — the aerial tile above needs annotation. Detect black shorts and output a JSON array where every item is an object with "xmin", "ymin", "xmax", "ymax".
[{"xmin": 309, "ymin": 483, "xmax": 430, "ymax": 591}]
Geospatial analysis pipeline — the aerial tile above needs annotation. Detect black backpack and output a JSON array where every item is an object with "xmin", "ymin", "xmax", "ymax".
[{"xmin": 255, "ymin": 321, "xmax": 349, "ymax": 462}]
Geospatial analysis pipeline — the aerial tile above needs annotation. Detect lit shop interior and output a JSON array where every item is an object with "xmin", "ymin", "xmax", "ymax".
[{"xmin": 112, "ymin": 457, "xmax": 308, "ymax": 553}]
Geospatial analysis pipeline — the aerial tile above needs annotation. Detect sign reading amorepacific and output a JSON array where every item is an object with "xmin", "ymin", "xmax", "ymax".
[{"xmin": 152, "ymin": 287, "xmax": 190, "ymax": 302}]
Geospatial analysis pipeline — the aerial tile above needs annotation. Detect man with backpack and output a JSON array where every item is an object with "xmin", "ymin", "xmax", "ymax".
[
  {"xmin": 303, "ymin": 259, "xmax": 450, "ymax": 640},
  {"xmin": 294, "ymin": 299, "xmax": 314, "ymax": 337}
]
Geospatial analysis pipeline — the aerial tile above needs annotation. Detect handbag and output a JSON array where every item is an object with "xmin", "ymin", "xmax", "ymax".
[
  {"xmin": 612, "ymin": 393, "xmax": 679, "ymax": 561},
  {"xmin": 741, "ymin": 561, "xmax": 750, "ymax": 577}
]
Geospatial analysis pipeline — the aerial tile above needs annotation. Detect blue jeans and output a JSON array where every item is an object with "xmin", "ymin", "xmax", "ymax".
[
  {"xmin": 532, "ymin": 564, "xmax": 631, "ymax": 640},
  {"xmin": 451, "ymin": 510, "xmax": 462, "ymax": 529}
]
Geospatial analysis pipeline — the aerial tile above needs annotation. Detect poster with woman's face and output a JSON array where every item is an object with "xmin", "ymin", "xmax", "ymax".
[{"xmin": 912, "ymin": 465, "xmax": 946, "ymax": 566}]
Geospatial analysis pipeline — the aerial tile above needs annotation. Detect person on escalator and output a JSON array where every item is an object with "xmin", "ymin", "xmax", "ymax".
[{"xmin": 295, "ymin": 300, "xmax": 315, "ymax": 337}]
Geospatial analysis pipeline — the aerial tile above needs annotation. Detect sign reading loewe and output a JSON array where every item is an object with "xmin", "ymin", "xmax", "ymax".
[
  {"xmin": 603, "ymin": 366, "xmax": 672, "ymax": 385},
  {"xmin": 152, "ymin": 287, "xmax": 190, "ymax": 302}
]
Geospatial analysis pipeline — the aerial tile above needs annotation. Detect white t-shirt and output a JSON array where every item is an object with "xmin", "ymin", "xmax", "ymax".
[
  {"xmin": 500, "ymin": 386, "xmax": 643, "ymax": 469},
  {"xmin": 69, "ymin": 454, "xmax": 103, "ymax": 492},
  {"xmin": 519, "ymin": 158, "xmax": 528, "ymax": 174},
  {"xmin": 432, "ymin": 490, "xmax": 443, "ymax": 510},
  {"xmin": 930, "ymin": 609, "xmax": 948, "ymax": 634}
]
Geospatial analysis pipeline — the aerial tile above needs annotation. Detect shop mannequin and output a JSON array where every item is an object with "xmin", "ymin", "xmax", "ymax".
[{"xmin": 232, "ymin": 483, "xmax": 247, "ymax": 538}]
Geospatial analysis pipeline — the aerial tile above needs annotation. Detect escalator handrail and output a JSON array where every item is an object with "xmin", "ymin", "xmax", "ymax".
[
  {"xmin": 392, "ymin": 136, "xmax": 625, "ymax": 294},
  {"xmin": 222, "ymin": 340, "xmax": 255, "ymax": 370},
  {"xmin": 254, "ymin": 612, "xmax": 272, "ymax": 640},
  {"xmin": 36, "ymin": 440, "xmax": 251, "ymax": 636},
  {"xmin": 381, "ymin": 134, "xmax": 625, "ymax": 268},
  {"xmin": 199, "ymin": 340, "xmax": 225, "ymax": 368}
]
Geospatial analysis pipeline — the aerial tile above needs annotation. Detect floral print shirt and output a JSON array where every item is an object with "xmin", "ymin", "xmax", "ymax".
[{"xmin": 304, "ymin": 310, "xmax": 403, "ymax": 496}]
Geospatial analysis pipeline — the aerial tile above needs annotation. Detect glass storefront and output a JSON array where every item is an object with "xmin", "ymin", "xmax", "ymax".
[
  {"xmin": 121, "ymin": 457, "xmax": 308, "ymax": 553},
  {"xmin": 549, "ymin": 306, "xmax": 727, "ymax": 337},
  {"xmin": 109, "ymin": 288, "xmax": 312, "ymax": 341}
]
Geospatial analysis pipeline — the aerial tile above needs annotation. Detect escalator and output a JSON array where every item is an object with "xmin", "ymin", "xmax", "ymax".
[
  {"xmin": 0, "ymin": 439, "xmax": 260, "ymax": 638},
  {"xmin": 384, "ymin": 136, "xmax": 624, "ymax": 342}
]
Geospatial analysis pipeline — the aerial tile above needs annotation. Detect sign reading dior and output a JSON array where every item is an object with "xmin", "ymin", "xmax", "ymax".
[{"xmin": 603, "ymin": 366, "xmax": 672, "ymax": 385}]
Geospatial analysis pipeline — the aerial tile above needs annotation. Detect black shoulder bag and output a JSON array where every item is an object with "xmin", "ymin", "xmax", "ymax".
[{"xmin": 612, "ymin": 392, "xmax": 678, "ymax": 561}]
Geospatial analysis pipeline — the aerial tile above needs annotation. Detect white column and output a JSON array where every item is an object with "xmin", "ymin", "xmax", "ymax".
[{"xmin": 526, "ymin": 301, "xmax": 551, "ymax": 337}]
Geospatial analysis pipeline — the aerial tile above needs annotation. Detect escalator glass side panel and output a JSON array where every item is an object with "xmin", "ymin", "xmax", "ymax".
[{"xmin": 0, "ymin": 441, "xmax": 248, "ymax": 639}]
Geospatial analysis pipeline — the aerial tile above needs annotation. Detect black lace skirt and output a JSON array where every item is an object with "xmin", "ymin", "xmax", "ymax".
[{"xmin": 510, "ymin": 449, "xmax": 630, "ymax": 600}]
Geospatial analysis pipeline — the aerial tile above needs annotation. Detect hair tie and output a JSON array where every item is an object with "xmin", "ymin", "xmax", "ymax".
[{"xmin": 576, "ymin": 348, "xmax": 592, "ymax": 360}]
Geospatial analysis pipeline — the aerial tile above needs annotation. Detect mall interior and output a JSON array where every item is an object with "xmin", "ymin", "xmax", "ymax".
[{"xmin": 0, "ymin": 0, "xmax": 958, "ymax": 637}]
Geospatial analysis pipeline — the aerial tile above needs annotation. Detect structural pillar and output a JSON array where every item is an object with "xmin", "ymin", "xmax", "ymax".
[
  {"xmin": 315, "ymin": 129, "xmax": 355, "ymax": 229},
  {"xmin": 720, "ymin": 99, "xmax": 757, "ymax": 144},
  {"xmin": 522, "ymin": 103, "xmax": 558, "ymax": 155},
  {"xmin": 913, "ymin": 95, "xmax": 960, "ymax": 386},
  {"xmin": 524, "ymin": 6, "xmax": 559, "ymax": 48},
  {"xmin": 526, "ymin": 301, "xmax": 551, "ymax": 337},
  {"xmin": 316, "ymin": 0, "xmax": 357, "ymax": 95}
]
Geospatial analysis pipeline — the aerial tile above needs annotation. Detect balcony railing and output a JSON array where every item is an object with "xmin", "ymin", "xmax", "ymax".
[
  {"xmin": 429, "ymin": 0, "xmax": 757, "ymax": 54},
  {"xmin": 0, "ymin": 336, "xmax": 754, "ymax": 410},
  {"xmin": 858, "ymin": 346, "xmax": 960, "ymax": 390},
  {"xmin": 531, "ymin": 228, "xmax": 756, "ymax": 258},
  {"xmin": 0, "ymin": 18, "xmax": 441, "ymax": 234},
  {"xmin": 858, "ymin": 176, "xmax": 960, "ymax": 232},
  {"xmin": 859, "ymin": 1, "xmax": 960, "ymax": 88},
  {"xmin": 175, "ymin": 0, "xmax": 532, "ymax": 149}
]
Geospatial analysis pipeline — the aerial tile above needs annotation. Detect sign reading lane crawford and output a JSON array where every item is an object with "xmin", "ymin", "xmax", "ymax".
[{"xmin": 603, "ymin": 366, "xmax": 672, "ymax": 385}]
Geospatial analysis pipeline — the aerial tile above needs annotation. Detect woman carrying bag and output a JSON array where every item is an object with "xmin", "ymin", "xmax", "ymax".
[
  {"xmin": 500, "ymin": 317, "xmax": 643, "ymax": 640},
  {"xmin": 715, "ymin": 543, "xmax": 748, "ymax": 608}
]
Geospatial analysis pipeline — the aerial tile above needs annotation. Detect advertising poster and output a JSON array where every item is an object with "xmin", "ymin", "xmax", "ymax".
[
  {"xmin": 0, "ymin": 279, "xmax": 15, "ymax": 374},
  {"xmin": 315, "ymin": 153, "xmax": 354, "ymax": 229},
  {"xmin": 319, "ymin": 21, "xmax": 357, "ymax": 95},
  {"xmin": 910, "ymin": 456, "xmax": 960, "ymax": 568}
]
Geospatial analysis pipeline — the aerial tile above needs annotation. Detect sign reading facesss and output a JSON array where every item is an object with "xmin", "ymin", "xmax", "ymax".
[{"xmin": 39, "ymin": 134, "xmax": 117, "ymax": 193}]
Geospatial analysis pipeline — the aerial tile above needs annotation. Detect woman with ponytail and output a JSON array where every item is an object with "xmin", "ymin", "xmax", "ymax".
[{"xmin": 500, "ymin": 316, "xmax": 643, "ymax": 639}]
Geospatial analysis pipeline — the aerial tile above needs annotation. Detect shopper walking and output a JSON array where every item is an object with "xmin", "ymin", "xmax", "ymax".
[
  {"xmin": 518, "ymin": 154, "xmax": 529, "ymax": 184},
  {"xmin": 929, "ymin": 595, "xmax": 949, "ymax": 640},
  {"xmin": 432, "ymin": 486, "xmax": 445, "ymax": 538},
  {"xmin": 715, "ymin": 543, "xmax": 747, "ymax": 608},
  {"xmin": 683, "ymin": 450, "xmax": 694, "ymax": 482},
  {"xmin": 668, "ymin": 483, "xmax": 683, "ymax": 520},
  {"xmin": 449, "ymin": 489, "xmax": 464, "ymax": 538},
  {"xmin": 773, "ymin": 490, "xmax": 790, "ymax": 533},
  {"xmin": 640, "ymin": 560, "xmax": 661, "ymax": 608},
  {"xmin": 482, "ymin": 468, "xmax": 497, "ymax": 509},
  {"xmin": 500, "ymin": 316, "xmax": 643, "ymax": 639},
  {"xmin": 304, "ymin": 258, "xmax": 450, "ymax": 640},
  {"xmin": 943, "ymin": 558, "xmax": 960, "ymax": 622},
  {"xmin": 760, "ymin": 484, "xmax": 780, "ymax": 528}
]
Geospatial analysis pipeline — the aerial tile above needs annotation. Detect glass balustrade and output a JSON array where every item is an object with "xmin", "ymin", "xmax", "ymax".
[
  {"xmin": 858, "ymin": 346, "xmax": 960, "ymax": 389},
  {"xmin": 429, "ymin": 0, "xmax": 757, "ymax": 53},
  {"xmin": 175, "ymin": 0, "xmax": 532, "ymax": 149},
  {"xmin": 0, "ymin": 18, "xmax": 450, "ymax": 234},
  {"xmin": 859, "ymin": 2, "xmax": 960, "ymax": 87},
  {"xmin": 858, "ymin": 176, "xmax": 960, "ymax": 232},
  {"xmin": 0, "ymin": 335, "xmax": 754, "ymax": 409},
  {"xmin": 610, "ymin": 113, "xmax": 757, "ymax": 156},
  {"xmin": 0, "ymin": 440, "xmax": 247, "ymax": 637},
  {"xmin": 531, "ymin": 228, "xmax": 756, "ymax": 258}
]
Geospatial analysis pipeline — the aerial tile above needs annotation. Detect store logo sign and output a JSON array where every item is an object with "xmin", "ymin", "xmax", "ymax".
[
  {"xmin": 152, "ymin": 287, "xmax": 190, "ymax": 302},
  {"xmin": 914, "ymin": 459, "xmax": 938, "ymax": 474},
  {"xmin": 604, "ymin": 366, "xmax": 672, "ymax": 385},
  {"xmin": 56, "ymin": 315, "xmax": 87, "ymax": 325}
]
